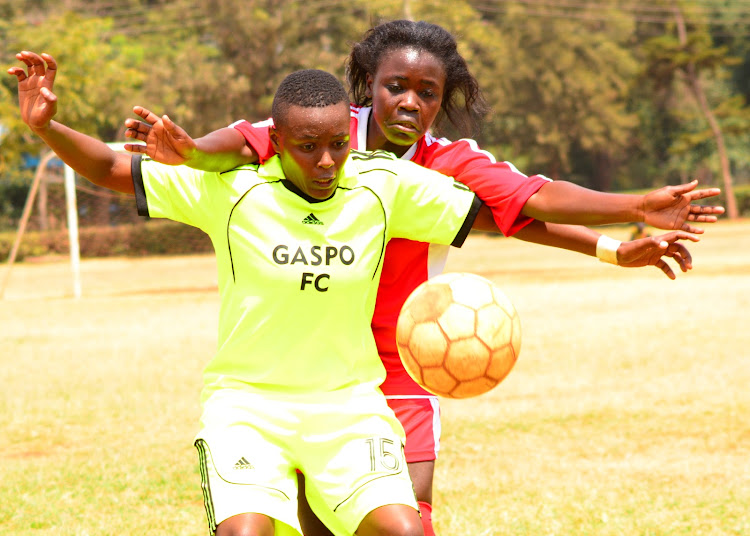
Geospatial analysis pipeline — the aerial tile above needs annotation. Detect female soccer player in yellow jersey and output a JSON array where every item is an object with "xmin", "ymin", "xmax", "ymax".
[
  {"xmin": 11, "ymin": 50, "xmax": 495, "ymax": 536},
  {"xmin": 121, "ymin": 19, "xmax": 722, "ymax": 536}
]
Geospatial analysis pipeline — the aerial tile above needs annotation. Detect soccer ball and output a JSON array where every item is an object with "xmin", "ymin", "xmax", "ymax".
[{"xmin": 396, "ymin": 272, "xmax": 521, "ymax": 399}]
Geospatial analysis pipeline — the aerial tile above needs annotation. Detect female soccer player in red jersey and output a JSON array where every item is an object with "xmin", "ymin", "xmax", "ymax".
[{"xmin": 123, "ymin": 20, "xmax": 721, "ymax": 536}]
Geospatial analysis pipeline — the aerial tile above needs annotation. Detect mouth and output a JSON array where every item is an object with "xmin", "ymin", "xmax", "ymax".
[
  {"xmin": 388, "ymin": 120, "xmax": 420, "ymax": 134},
  {"xmin": 313, "ymin": 177, "xmax": 336, "ymax": 189}
]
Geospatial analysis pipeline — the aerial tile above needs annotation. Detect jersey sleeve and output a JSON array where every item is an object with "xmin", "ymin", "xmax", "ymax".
[
  {"xmin": 420, "ymin": 139, "xmax": 551, "ymax": 237},
  {"xmin": 230, "ymin": 119, "xmax": 276, "ymax": 163},
  {"xmin": 131, "ymin": 154, "xmax": 220, "ymax": 233},
  {"xmin": 388, "ymin": 160, "xmax": 481, "ymax": 247}
]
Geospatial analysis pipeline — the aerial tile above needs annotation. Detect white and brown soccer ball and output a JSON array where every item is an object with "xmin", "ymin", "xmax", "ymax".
[{"xmin": 396, "ymin": 272, "xmax": 521, "ymax": 399}]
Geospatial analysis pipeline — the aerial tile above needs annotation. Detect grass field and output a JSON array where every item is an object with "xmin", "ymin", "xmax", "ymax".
[{"xmin": 1, "ymin": 221, "xmax": 749, "ymax": 535}]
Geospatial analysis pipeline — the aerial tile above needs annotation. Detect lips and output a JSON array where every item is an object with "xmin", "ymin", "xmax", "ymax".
[
  {"xmin": 389, "ymin": 120, "xmax": 420, "ymax": 134},
  {"xmin": 313, "ymin": 177, "xmax": 335, "ymax": 189}
]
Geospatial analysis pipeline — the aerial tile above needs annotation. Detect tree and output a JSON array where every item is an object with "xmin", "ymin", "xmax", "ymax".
[
  {"xmin": 642, "ymin": 3, "xmax": 742, "ymax": 218},
  {"xmin": 475, "ymin": 3, "xmax": 639, "ymax": 188}
]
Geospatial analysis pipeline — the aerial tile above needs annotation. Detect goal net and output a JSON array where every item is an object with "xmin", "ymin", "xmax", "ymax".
[{"xmin": 1, "ymin": 144, "xmax": 212, "ymax": 298}]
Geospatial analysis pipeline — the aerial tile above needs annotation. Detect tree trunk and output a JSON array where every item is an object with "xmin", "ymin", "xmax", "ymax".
[{"xmin": 674, "ymin": 5, "xmax": 738, "ymax": 219}]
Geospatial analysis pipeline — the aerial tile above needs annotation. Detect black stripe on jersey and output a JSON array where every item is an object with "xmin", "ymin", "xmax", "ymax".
[
  {"xmin": 219, "ymin": 163, "xmax": 260, "ymax": 174},
  {"xmin": 226, "ymin": 180, "xmax": 282, "ymax": 282},
  {"xmin": 349, "ymin": 149, "xmax": 398, "ymax": 162},
  {"xmin": 452, "ymin": 195, "xmax": 483, "ymax": 248},
  {"xmin": 337, "ymin": 185, "xmax": 387, "ymax": 280},
  {"xmin": 131, "ymin": 154, "xmax": 150, "ymax": 217},
  {"xmin": 358, "ymin": 168, "xmax": 398, "ymax": 177}
]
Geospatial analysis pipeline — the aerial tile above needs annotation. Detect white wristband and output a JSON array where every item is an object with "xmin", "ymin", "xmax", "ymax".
[{"xmin": 596, "ymin": 235, "xmax": 621, "ymax": 265}]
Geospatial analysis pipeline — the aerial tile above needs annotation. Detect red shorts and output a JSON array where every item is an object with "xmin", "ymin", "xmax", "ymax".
[{"xmin": 386, "ymin": 396, "xmax": 441, "ymax": 463}]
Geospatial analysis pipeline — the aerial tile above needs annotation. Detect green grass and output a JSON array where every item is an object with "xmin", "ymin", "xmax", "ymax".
[{"xmin": 1, "ymin": 221, "xmax": 749, "ymax": 535}]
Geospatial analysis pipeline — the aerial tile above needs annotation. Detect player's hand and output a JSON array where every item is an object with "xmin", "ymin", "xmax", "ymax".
[
  {"xmin": 124, "ymin": 106, "xmax": 197, "ymax": 166},
  {"xmin": 7, "ymin": 51, "xmax": 59, "ymax": 132},
  {"xmin": 617, "ymin": 230, "xmax": 700, "ymax": 279},
  {"xmin": 642, "ymin": 181, "xmax": 724, "ymax": 233}
]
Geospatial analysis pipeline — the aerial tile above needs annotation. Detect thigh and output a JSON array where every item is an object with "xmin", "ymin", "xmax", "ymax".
[
  {"xmin": 299, "ymin": 396, "xmax": 418, "ymax": 535},
  {"xmin": 195, "ymin": 395, "xmax": 302, "ymax": 535}
]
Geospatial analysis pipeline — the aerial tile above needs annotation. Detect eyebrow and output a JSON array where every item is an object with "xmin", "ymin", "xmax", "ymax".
[
  {"xmin": 295, "ymin": 131, "xmax": 350, "ymax": 141},
  {"xmin": 392, "ymin": 74, "xmax": 439, "ymax": 87}
]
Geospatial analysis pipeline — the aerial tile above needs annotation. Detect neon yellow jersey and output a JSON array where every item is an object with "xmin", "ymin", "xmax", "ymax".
[{"xmin": 132, "ymin": 150, "xmax": 481, "ymax": 402}]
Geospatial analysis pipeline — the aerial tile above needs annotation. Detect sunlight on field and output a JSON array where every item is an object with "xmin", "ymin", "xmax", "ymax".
[{"xmin": 1, "ymin": 221, "xmax": 748, "ymax": 535}]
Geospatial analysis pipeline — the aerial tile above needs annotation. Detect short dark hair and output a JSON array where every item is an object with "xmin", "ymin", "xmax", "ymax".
[
  {"xmin": 272, "ymin": 69, "xmax": 349, "ymax": 125},
  {"xmin": 347, "ymin": 20, "xmax": 489, "ymax": 138}
]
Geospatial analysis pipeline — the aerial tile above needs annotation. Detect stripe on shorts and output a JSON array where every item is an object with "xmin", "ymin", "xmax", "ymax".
[{"xmin": 195, "ymin": 439, "xmax": 218, "ymax": 536}]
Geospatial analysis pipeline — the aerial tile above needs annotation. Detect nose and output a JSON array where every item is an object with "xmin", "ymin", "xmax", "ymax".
[
  {"xmin": 399, "ymin": 90, "xmax": 420, "ymax": 112},
  {"xmin": 318, "ymin": 150, "xmax": 334, "ymax": 168}
]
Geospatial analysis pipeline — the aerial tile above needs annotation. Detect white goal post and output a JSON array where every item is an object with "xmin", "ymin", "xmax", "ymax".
[
  {"xmin": 1, "ymin": 142, "xmax": 135, "ymax": 300},
  {"xmin": 64, "ymin": 142, "xmax": 135, "ymax": 299}
]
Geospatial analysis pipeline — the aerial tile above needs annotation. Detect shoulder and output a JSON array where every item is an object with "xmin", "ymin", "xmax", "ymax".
[
  {"xmin": 420, "ymin": 133, "xmax": 496, "ymax": 162},
  {"xmin": 347, "ymin": 149, "xmax": 403, "ymax": 173}
]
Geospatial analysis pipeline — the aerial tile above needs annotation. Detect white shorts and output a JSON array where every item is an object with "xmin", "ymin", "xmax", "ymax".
[{"xmin": 194, "ymin": 388, "xmax": 418, "ymax": 536}]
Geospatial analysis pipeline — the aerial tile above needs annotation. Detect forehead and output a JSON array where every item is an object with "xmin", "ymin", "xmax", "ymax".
[
  {"xmin": 376, "ymin": 47, "xmax": 447, "ymax": 85},
  {"xmin": 277, "ymin": 102, "xmax": 350, "ymax": 138}
]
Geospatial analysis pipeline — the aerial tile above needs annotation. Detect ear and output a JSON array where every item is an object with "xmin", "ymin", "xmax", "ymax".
[
  {"xmin": 269, "ymin": 126, "xmax": 281, "ymax": 153},
  {"xmin": 365, "ymin": 72, "xmax": 374, "ymax": 99}
]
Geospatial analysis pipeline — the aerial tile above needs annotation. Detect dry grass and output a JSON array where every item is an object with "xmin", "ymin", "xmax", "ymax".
[{"xmin": 1, "ymin": 221, "xmax": 748, "ymax": 535}]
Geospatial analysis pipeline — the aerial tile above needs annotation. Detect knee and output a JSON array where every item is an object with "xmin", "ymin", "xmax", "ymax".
[
  {"xmin": 215, "ymin": 513, "xmax": 275, "ymax": 536},
  {"xmin": 356, "ymin": 505, "xmax": 424, "ymax": 536}
]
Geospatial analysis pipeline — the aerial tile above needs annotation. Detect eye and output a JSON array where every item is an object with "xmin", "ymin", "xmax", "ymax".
[
  {"xmin": 333, "ymin": 140, "xmax": 348, "ymax": 149},
  {"xmin": 386, "ymin": 84, "xmax": 403, "ymax": 94},
  {"xmin": 300, "ymin": 143, "xmax": 316, "ymax": 152},
  {"xmin": 420, "ymin": 89, "xmax": 436, "ymax": 98}
]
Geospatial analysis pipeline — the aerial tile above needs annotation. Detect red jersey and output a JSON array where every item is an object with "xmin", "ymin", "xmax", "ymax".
[{"xmin": 231, "ymin": 105, "xmax": 550, "ymax": 396}]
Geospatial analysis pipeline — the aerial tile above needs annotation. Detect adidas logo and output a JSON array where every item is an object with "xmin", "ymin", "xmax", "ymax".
[
  {"xmin": 302, "ymin": 213, "xmax": 324, "ymax": 225},
  {"xmin": 234, "ymin": 457, "xmax": 254, "ymax": 470}
]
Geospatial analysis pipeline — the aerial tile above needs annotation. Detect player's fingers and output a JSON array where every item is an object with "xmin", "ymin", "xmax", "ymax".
[
  {"xmin": 681, "ymin": 223, "xmax": 705, "ymax": 234},
  {"xmin": 123, "ymin": 143, "xmax": 147, "ymax": 154},
  {"xmin": 689, "ymin": 203, "xmax": 724, "ymax": 215},
  {"xmin": 163, "ymin": 114, "xmax": 177, "ymax": 132},
  {"xmin": 124, "ymin": 128, "xmax": 147, "ymax": 142},
  {"xmin": 688, "ymin": 215, "xmax": 719, "ymax": 223},
  {"xmin": 688, "ymin": 187, "xmax": 721, "ymax": 200},
  {"xmin": 39, "ymin": 87, "xmax": 57, "ymax": 103},
  {"xmin": 671, "ymin": 243, "xmax": 693, "ymax": 270},
  {"xmin": 132, "ymin": 105, "xmax": 160, "ymax": 125},
  {"xmin": 670, "ymin": 180, "xmax": 698, "ymax": 195},
  {"xmin": 658, "ymin": 231, "xmax": 700, "ymax": 244},
  {"xmin": 23, "ymin": 51, "xmax": 47, "ymax": 77},
  {"xmin": 40, "ymin": 53, "xmax": 57, "ymax": 83},
  {"xmin": 7, "ymin": 66, "xmax": 27, "ymax": 81},
  {"xmin": 668, "ymin": 249, "xmax": 688, "ymax": 272},
  {"xmin": 656, "ymin": 259, "xmax": 676, "ymax": 280},
  {"xmin": 16, "ymin": 51, "xmax": 35, "ymax": 69},
  {"xmin": 124, "ymin": 118, "xmax": 151, "ymax": 135}
]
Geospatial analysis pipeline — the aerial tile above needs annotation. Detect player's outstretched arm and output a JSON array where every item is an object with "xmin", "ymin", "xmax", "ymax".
[
  {"xmin": 7, "ymin": 51, "xmax": 133, "ymax": 194},
  {"xmin": 473, "ymin": 208, "xmax": 698, "ymax": 279},
  {"xmin": 124, "ymin": 107, "xmax": 258, "ymax": 171},
  {"xmin": 521, "ymin": 180, "xmax": 724, "ymax": 234}
]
